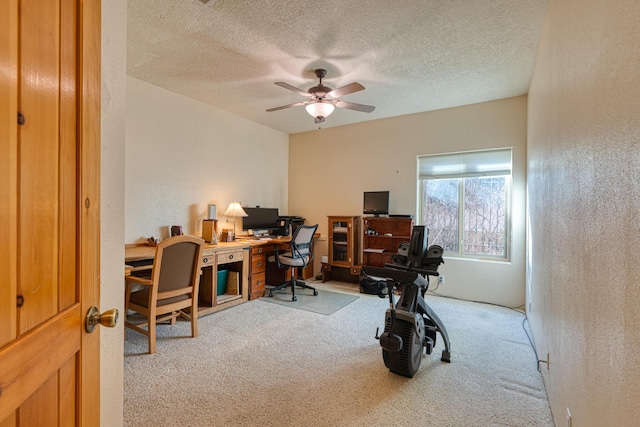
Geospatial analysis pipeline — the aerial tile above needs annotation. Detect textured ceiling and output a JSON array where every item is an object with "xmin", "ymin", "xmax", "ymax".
[{"xmin": 128, "ymin": 0, "xmax": 549, "ymax": 134}]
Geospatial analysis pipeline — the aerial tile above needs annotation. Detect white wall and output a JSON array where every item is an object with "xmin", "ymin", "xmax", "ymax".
[
  {"xmin": 125, "ymin": 77, "xmax": 289, "ymax": 242},
  {"xmin": 527, "ymin": 0, "xmax": 640, "ymax": 425},
  {"xmin": 289, "ymin": 96, "xmax": 528, "ymax": 307},
  {"xmin": 101, "ymin": 1, "xmax": 126, "ymax": 426}
]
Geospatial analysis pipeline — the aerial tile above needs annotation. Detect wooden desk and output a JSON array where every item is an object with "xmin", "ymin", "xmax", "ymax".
[
  {"xmin": 236, "ymin": 235, "xmax": 318, "ymax": 299},
  {"xmin": 124, "ymin": 235, "xmax": 319, "ymax": 314},
  {"xmin": 125, "ymin": 241, "xmax": 254, "ymax": 316}
]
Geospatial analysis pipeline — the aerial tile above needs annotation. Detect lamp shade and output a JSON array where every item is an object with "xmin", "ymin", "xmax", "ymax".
[
  {"xmin": 223, "ymin": 202, "xmax": 248, "ymax": 218},
  {"xmin": 305, "ymin": 102, "xmax": 335, "ymax": 118}
]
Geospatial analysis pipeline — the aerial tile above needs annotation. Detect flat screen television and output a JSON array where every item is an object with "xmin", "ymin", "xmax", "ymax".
[
  {"xmin": 242, "ymin": 207, "xmax": 280, "ymax": 232},
  {"xmin": 363, "ymin": 191, "xmax": 389, "ymax": 216}
]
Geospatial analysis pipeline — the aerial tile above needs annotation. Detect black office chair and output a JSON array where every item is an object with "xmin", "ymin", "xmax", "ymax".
[{"xmin": 268, "ymin": 224, "xmax": 318, "ymax": 301}]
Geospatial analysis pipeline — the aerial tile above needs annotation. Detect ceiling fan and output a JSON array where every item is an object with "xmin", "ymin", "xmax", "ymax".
[{"xmin": 266, "ymin": 69, "xmax": 375, "ymax": 124}]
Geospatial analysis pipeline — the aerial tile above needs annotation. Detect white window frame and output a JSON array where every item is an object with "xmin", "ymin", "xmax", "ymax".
[{"xmin": 417, "ymin": 148, "xmax": 513, "ymax": 261}]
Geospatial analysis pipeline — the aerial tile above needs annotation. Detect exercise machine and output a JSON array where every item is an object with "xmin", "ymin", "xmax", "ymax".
[{"xmin": 362, "ymin": 226, "xmax": 451, "ymax": 378}]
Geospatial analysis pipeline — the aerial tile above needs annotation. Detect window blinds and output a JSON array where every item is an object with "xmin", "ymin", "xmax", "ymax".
[{"xmin": 418, "ymin": 148, "xmax": 512, "ymax": 179}]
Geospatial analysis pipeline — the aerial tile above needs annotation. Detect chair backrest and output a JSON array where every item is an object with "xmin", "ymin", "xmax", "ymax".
[
  {"xmin": 290, "ymin": 224, "xmax": 318, "ymax": 258},
  {"xmin": 152, "ymin": 235, "xmax": 204, "ymax": 297}
]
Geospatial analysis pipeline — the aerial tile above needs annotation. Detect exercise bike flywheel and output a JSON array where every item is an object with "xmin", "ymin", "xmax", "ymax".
[{"xmin": 382, "ymin": 315, "xmax": 425, "ymax": 378}]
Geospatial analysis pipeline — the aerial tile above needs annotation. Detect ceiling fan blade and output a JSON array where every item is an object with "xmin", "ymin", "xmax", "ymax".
[
  {"xmin": 335, "ymin": 100, "xmax": 375, "ymax": 113},
  {"xmin": 274, "ymin": 82, "xmax": 312, "ymax": 98},
  {"xmin": 314, "ymin": 116, "xmax": 326, "ymax": 124},
  {"xmin": 327, "ymin": 82, "xmax": 365, "ymax": 98},
  {"xmin": 266, "ymin": 101, "xmax": 308, "ymax": 112}
]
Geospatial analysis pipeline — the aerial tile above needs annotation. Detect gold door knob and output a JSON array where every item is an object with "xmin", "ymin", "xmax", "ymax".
[{"xmin": 85, "ymin": 306, "xmax": 119, "ymax": 333}]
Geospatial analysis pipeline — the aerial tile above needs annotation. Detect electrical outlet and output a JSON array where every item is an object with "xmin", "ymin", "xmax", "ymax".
[
  {"xmin": 546, "ymin": 352, "xmax": 550, "ymax": 371},
  {"xmin": 566, "ymin": 408, "xmax": 572, "ymax": 427},
  {"xmin": 438, "ymin": 275, "xmax": 445, "ymax": 285},
  {"xmin": 538, "ymin": 352, "xmax": 550, "ymax": 371}
]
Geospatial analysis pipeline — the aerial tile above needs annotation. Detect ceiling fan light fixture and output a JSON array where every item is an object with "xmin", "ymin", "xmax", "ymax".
[{"xmin": 306, "ymin": 102, "xmax": 335, "ymax": 119}]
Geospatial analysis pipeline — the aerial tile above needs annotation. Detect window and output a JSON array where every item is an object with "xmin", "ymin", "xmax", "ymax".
[{"xmin": 418, "ymin": 149, "xmax": 512, "ymax": 259}]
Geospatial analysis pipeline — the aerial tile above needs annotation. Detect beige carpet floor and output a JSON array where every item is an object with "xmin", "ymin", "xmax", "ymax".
[{"xmin": 124, "ymin": 280, "xmax": 553, "ymax": 427}]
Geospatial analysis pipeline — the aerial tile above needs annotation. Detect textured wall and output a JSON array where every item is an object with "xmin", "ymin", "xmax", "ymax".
[
  {"xmin": 100, "ymin": 1, "xmax": 126, "ymax": 426},
  {"xmin": 527, "ymin": 0, "xmax": 640, "ymax": 425},
  {"xmin": 125, "ymin": 77, "xmax": 289, "ymax": 243},
  {"xmin": 290, "ymin": 97, "xmax": 528, "ymax": 307}
]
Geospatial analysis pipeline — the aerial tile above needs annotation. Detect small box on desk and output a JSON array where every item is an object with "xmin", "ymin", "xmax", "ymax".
[
  {"xmin": 202, "ymin": 219, "xmax": 218, "ymax": 243},
  {"xmin": 219, "ymin": 229, "xmax": 234, "ymax": 242}
]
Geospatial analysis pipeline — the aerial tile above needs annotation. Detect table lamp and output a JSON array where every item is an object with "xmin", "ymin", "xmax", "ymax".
[{"xmin": 223, "ymin": 202, "xmax": 247, "ymax": 240}]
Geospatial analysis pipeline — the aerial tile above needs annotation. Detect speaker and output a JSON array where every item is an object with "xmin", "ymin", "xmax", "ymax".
[{"xmin": 207, "ymin": 204, "xmax": 217, "ymax": 220}]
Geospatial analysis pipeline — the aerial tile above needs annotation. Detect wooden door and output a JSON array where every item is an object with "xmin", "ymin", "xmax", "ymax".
[{"xmin": 0, "ymin": 0, "xmax": 102, "ymax": 425}]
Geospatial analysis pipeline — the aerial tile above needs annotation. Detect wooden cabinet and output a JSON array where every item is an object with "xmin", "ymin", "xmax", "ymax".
[
  {"xmin": 324, "ymin": 216, "xmax": 361, "ymax": 283},
  {"xmin": 362, "ymin": 217, "xmax": 413, "ymax": 267},
  {"xmin": 197, "ymin": 246, "xmax": 249, "ymax": 315},
  {"xmin": 125, "ymin": 242, "xmax": 251, "ymax": 316},
  {"xmin": 328, "ymin": 216, "xmax": 360, "ymax": 267},
  {"xmin": 248, "ymin": 245, "xmax": 267, "ymax": 300}
]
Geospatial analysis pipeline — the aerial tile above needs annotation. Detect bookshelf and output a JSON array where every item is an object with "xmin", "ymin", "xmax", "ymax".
[{"xmin": 362, "ymin": 217, "xmax": 413, "ymax": 267}]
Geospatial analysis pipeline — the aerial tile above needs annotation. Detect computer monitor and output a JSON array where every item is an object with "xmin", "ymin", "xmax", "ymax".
[
  {"xmin": 363, "ymin": 191, "xmax": 389, "ymax": 216},
  {"xmin": 242, "ymin": 207, "xmax": 280, "ymax": 233}
]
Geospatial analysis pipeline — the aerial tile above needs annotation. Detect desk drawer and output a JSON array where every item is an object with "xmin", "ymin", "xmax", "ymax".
[
  {"xmin": 250, "ymin": 271, "xmax": 266, "ymax": 299},
  {"xmin": 217, "ymin": 251, "xmax": 244, "ymax": 265},
  {"xmin": 251, "ymin": 246, "xmax": 267, "ymax": 256},
  {"xmin": 251, "ymin": 271, "xmax": 266, "ymax": 291},
  {"xmin": 251, "ymin": 255, "xmax": 266, "ymax": 273},
  {"xmin": 201, "ymin": 255, "xmax": 214, "ymax": 267}
]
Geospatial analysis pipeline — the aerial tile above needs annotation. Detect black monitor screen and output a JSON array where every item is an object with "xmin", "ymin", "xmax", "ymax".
[
  {"xmin": 242, "ymin": 207, "xmax": 280, "ymax": 231},
  {"xmin": 363, "ymin": 191, "xmax": 389, "ymax": 216}
]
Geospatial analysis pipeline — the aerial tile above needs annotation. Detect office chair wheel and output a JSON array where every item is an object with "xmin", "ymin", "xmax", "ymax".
[
  {"xmin": 292, "ymin": 295, "xmax": 297, "ymax": 302},
  {"xmin": 313, "ymin": 290, "xmax": 318, "ymax": 296}
]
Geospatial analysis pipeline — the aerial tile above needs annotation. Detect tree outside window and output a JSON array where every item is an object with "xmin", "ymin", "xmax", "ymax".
[{"xmin": 418, "ymin": 149, "xmax": 511, "ymax": 260}]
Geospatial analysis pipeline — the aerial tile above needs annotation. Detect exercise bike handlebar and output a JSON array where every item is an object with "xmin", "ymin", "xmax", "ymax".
[
  {"xmin": 361, "ymin": 265, "xmax": 430, "ymax": 290},
  {"xmin": 382, "ymin": 263, "xmax": 440, "ymax": 278}
]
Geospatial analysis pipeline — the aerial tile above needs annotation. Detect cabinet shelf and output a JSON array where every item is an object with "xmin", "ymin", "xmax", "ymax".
[
  {"xmin": 362, "ymin": 217, "xmax": 413, "ymax": 267},
  {"xmin": 197, "ymin": 247, "xmax": 248, "ymax": 316},
  {"xmin": 324, "ymin": 216, "xmax": 361, "ymax": 284},
  {"xmin": 327, "ymin": 216, "xmax": 360, "ymax": 268}
]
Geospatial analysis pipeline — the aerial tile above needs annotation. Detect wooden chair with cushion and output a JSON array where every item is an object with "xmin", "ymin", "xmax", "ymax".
[{"xmin": 125, "ymin": 235, "xmax": 204, "ymax": 354}]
